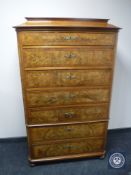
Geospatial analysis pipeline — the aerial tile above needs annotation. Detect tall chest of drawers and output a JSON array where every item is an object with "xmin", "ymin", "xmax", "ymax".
[{"xmin": 14, "ymin": 17, "xmax": 120, "ymax": 164}]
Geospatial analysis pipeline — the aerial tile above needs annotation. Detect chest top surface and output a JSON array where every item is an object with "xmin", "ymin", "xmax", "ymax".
[{"xmin": 14, "ymin": 17, "xmax": 120, "ymax": 31}]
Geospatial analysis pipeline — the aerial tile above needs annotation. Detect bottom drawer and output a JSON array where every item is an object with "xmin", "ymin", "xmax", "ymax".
[{"xmin": 30, "ymin": 138, "xmax": 105, "ymax": 159}]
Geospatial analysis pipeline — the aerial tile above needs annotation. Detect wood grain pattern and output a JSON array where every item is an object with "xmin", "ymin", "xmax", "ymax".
[
  {"xmin": 20, "ymin": 32, "xmax": 116, "ymax": 46},
  {"xmin": 26, "ymin": 88, "xmax": 110, "ymax": 107},
  {"xmin": 28, "ymin": 122, "xmax": 107, "ymax": 143},
  {"xmin": 15, "ymin": 18, "xmax": 119, "ymax": 163},
  {"xmin": 25, "ymin": 69, "xmax": 112, "ymax": 88},
  {"xmin": 31, "ymin": 138, "xmax": 105, "ymax": 159},
  {"xmin": 23, "ymin": 47, "xmax": 114, "ymax": 68},
  {"xmin": 27, "ymin": 104, "xmax": 108, "ymax": 124}
]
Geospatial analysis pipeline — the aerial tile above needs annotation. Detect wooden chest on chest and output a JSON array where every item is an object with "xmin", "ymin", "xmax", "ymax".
[{"xmin": 14, "ymin": 17, "xmax": 120, "ymax": 164}]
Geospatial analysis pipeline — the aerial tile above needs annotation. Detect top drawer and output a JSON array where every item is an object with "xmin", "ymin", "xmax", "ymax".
[{"xmin": 19, "ymin": 32, "xmax": 116, "ymax": 46}]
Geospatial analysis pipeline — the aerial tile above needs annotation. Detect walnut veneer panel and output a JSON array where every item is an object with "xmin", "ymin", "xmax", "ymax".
[
  {"xmin": 20, "ymin": 32, "xmax": 115, "ymax": 46},
  {"xmin": 23, "ymin": 47, "xmax": 113, "ymax": 68},
  {"xmin": 25, "ymin": 69, "xmax": 112, "ymax": 88},
  {"xmin": 31, "ymin": 138, "xmax": 105, "ymax": 159},
  {"xmin": 28, "ymin": 122, "xmax": 107, "ymax": 143},
  {"xmin": 27, "ymin": 88, "xmax": 110, "ymax": 107},
  {"xmin": 15, "ymin": 18, "xmax": 119, "ymax": 164},
  {"xmin": 27, "ymin": 104, "xmax": 108, "ymax": 125}
]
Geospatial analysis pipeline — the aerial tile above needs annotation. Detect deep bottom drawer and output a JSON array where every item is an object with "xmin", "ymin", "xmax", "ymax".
[{"xmin": 30, "ymin": 138, "xmax": 105, "ymax": 159}]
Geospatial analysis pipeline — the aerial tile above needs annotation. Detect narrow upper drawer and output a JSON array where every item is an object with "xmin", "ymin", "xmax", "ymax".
[
  {"xmin": 23, "ymin": 47, "xmax": 114, "ymax": 68},
  {"xmin": 19, "ymin": 32, "xmax": 116, "ymax": 46}
]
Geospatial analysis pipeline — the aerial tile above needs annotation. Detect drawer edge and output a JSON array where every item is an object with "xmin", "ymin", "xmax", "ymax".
[
  {"xmin": 26, "ymin": 119, "xmax": 108, "ymax": 127},
  {"xmin": 28, "ymin": 151, "xmax": 105, "ymax": 163}
]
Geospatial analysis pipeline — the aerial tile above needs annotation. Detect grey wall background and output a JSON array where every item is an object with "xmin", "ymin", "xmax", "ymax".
[{"xmin": 0, "ymin": 0, "xmax": 131, "ymax": 138}]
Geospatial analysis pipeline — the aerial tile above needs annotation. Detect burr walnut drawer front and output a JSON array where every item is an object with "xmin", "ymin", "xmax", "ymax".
[
  {"xmin": 28, "ymin": 122, "xmax": 107, "ymax": 143},
  {"xmin": 23, "ymin": 47, "xmax": 113, "ymax": 68},
  {"xmin": 25, "ymin": 69, "xmax": 112, "ymax": 88},
  {"xmin": 20, "ymin": 32, "xmax": 115, "ymax": 46},
  {"xmin": 26, "ymin": 89, "xmax": 110, "ymax": 107},
  {"xmin": 27, "ymin": 105, "xmax": 108, "ymax": 125},
  {"xmin": 30, "ymin": 138, "xmax": 105, "ymax": 159}
]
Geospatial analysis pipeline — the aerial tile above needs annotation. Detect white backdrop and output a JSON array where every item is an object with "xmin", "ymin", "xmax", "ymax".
[{"xmin": 0, "ymin": 0, "xmax": 131, "ymax": 138}]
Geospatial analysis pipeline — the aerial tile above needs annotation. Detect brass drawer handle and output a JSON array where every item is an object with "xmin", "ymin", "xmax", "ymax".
[
  {"xmin": 86, "ymin": 38, "xmax": 97, "ymax": 41},
  {"xmin": 63, "ymin": 145, "xmax": 73, "ymax": 149},
  {"xmin": 63, "ymin": 36, "xmax": 79, "ymax": 40},
  {"xmin": 66, "ymin": 74, "xmax": 76, "ymax": 80},
  {"xmin": 64, "ymin": 145, "xmax": 72, "ymax": 149},
  {"xmin": 70, "ymin": 94, "xmax": 76, "ymax": 98},
  {"xmin": 64, "ymin": 53, "xmax": 76, "ymax": 59},
  {"xmin": 64, "ymin": 112, "xmax": 75, "ymax": 118},
  {"xmin": 65, "ymin": 94, "xmax": 76, "ymax": 99},
  {"xmin": 65, "ymin": 127, "xmax": 73, "ymax": 131},
  {"xmin": 47, "ymin": 97, "xmax": 57, "ymax": 103},
  {"xmin": 63, "ymin": 145, "xmax": 79, "ymax": 149}
]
